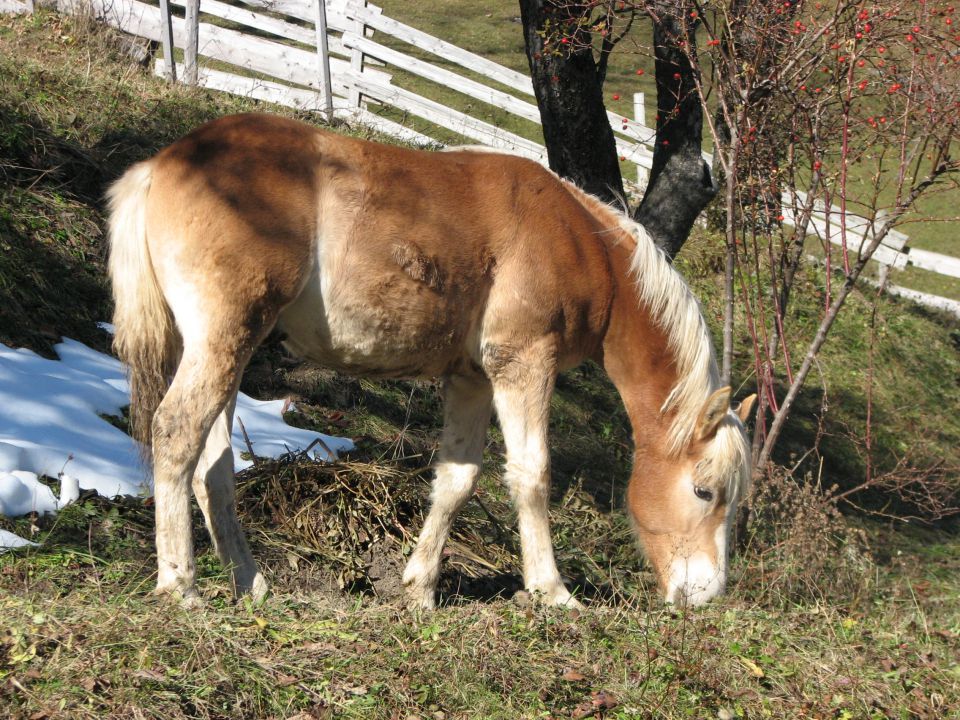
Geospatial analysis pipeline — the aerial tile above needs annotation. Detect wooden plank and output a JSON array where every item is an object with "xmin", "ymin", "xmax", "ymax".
[
  {"xmin": 346, "ymin": 3, "xmax": 534, "ymax": 96},
  {"xmin": 235, "ymin": 0, "xmax": 380, "ymax": 32},
  {"xmin": 781, "ymin": 205, "xmax": 907, "ymax": 268},
  {"xmin": 349, "ymin": 72, "xmax": 546, "ymax": 161},
  {"xmin": 158, "ymin": 0, "xmax": 177, "ymax": 82},
  {"xmin": 0, "ymin": 0, "xmax": 32, "ymax": 13},
  {"xmin": 313, "ymin": 0, "xmax": 334, "ymax": 118},
  {"xmin": 237, "ymin": 0, "xmax": 344, "ymax": 30},
  {"xmin": 788, "ymin": 190, "xmax": 909, "ymax": 254},
  {"xmin": 153, "ymin": 59, "xmax": 433, "ymax": 145},
  {"xmin": 346, "ymin": 0, "xmax": 364, "ymax": 109},
  {"xmin": 884, "ymin": 283, "xmax": 960, "ymax": 318},
  {"xmin": 607, "ymin": 110, "xmax": 656, "ymax": 147},
  {"xmin": 184, "ymin": 0, "xmax": 200, "ymax": 85},
  {"xmin": 907, "ymin": 248, "xmax": 960, "ymax": 280},
  {"xmin": 169, "ymin": 0, "xmax": 334, "ymax": 52},
  {"xmin": 156, "ymin": 58, "xmax": 334, "ymax": 108},
  {"xmin": 343, "ymin": 32, "xmax": 543, "ymax": 125}
]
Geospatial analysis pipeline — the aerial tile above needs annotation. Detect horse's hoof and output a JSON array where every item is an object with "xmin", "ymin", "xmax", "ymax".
[
  {"xmin": 248, "ymin": 572, "xmax": 269, "ymax": 605},
  {"xmin": 154, "ymin": 582, "xmax": 202, "ymax": 608},
  {"xmin": 533, "ymin": 585, "xmax": 583, "ymax": 610},
  {"xmin": 402, "ymin": 581, "xmax": 437, "ymax": 611},
  {"xmin": 180, "ymin": 590, "xmax": 204, "ymax": 609}
]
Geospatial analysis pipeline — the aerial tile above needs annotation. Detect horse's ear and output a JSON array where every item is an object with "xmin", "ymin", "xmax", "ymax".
[
  {"xmin": 697, "ymin": 386, "xmax": 731, "ymax": 441},
  {"xmin": 736, "ymin": 393, "xmax": 758, "ymax": 424}
]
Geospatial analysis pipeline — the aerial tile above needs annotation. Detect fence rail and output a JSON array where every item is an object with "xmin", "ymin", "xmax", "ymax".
[
  {"xmin": 0, "ymin": 0, "xmax": 32, "ymax": 12},
  {"xmin": 8, "ymin": 0, "xmax": 960, "ymax": 316}
]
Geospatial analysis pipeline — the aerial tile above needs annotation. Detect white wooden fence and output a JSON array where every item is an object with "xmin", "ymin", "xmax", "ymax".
[{"xmin": 9, "ymin": 0, "xmax": 960, "ymax": 316}]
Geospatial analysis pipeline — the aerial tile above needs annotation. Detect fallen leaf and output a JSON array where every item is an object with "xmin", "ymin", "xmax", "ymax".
[
  {"xmin": 570, "ymin": 689, "xmax": 618, "ymax": 719},
  {"xmin": 301, "ymin": 641, "xmax": 337, "ymax": 653},
  {"xmin": 591, "ymin": 690, "xmax": 618, "ymax": 710},
  {"xmin": 561, "ymin": 667, "xmax": 587, "ymax": 682},
  {"xmin": 738, "ymin": 656, "xmax": 765, "ymax": 678},
  {"xmin": 132, "ymin": 669, "xmax": 166, "ymax": 684}
]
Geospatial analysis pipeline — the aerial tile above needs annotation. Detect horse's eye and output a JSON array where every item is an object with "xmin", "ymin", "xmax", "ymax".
[{"xmin": 694, "ymin": 486, "xmax": 714, "ymax": 502}]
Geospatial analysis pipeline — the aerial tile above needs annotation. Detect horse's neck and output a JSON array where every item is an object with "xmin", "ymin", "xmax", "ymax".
[{"xmin": 600, "ymin": 241, "xmax": 679, "ymax": 447}]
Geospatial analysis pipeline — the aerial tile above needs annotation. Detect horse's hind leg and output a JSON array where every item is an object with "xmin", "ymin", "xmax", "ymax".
[
  {"xmin": 403, "ymin": 374, "xmax": 492, "ymax": 609},
  {"xmin": 152, "ymin": 335, "xmax": 259, "ymax": 604},
  {"xmin": 192, "ymin": 395, "xmax": 267, "ymax": 602}
]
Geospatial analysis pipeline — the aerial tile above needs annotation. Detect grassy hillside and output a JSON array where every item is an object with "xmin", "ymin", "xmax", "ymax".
[{"xmin": 1, "ymin": 11, "xmax": 958, "ymax": 720}]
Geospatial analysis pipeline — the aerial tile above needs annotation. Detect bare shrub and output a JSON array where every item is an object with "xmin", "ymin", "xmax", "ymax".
[{"xmin": 736, "ymin": 466, "xmax": 873, "ymax": 608}]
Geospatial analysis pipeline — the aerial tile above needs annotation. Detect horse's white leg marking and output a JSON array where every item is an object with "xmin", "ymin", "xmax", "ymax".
[
  {"xmin": 403, "ymin": 375, "xmax": 492, "ymax": 609},
  {"xmin": 152, "ymin": 345, "xmax": 245, "ymax": 605},
  {"xmin": 487, "ymin": 344, "xmax": 579, "ymax": 608},
  {"xmin": 192, "ymin": 395, "xmax": 267, "ymax": 602}
]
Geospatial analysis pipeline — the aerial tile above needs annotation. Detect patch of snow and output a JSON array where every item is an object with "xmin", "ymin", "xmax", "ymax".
[
  {"xmin": 0, "ymin": 337, "xmax": 354, "ymax": 550},
  {"xmin": 0, "ymin": 528, "xmax": 36, "ymax": 550}
]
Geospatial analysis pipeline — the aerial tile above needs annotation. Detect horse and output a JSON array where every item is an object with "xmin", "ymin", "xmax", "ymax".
[{"xmin": 107, "ymin": 113, "xmax": 755, "ymax": 610}]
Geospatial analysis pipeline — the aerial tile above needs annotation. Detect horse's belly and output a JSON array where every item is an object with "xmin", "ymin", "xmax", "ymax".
[{"xmin": 277, "ymin": 271, "xmax": 476, "ymax": 379}]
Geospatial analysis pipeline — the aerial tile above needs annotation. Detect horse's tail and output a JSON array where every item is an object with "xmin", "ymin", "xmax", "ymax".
[{"xmin": 107, "ymin": 160, "xmax": 177, "ymax": 451}]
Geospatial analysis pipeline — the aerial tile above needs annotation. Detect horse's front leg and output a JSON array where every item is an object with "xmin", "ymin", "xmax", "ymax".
[
  {"xmin": 403, "ymin": 374, "xmax": 493, "ymax": 609},
  {"xmin": 485, "ymin": 340, "xmax": 581, "ymax": 608}
]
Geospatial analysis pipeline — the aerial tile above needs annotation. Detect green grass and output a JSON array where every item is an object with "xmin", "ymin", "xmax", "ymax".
[{"xmin": 0, "ymin": 10, "xmax": 959, "ymax": 720}]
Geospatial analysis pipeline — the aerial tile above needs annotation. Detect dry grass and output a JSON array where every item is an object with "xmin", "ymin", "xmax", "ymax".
[{"xmin": 2, "ymin": 464, "xmax": 958, "ymax": 719}]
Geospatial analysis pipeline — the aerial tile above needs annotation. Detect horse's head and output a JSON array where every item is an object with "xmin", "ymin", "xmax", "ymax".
[{"xmin": 627, "ymin": 388, "xmax": 756, "ymax": 607}]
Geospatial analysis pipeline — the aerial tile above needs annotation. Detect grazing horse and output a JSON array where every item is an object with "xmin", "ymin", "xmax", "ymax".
[{"xmin": 108, "ymin": 113, "xmax": 754, "ymax": 609}]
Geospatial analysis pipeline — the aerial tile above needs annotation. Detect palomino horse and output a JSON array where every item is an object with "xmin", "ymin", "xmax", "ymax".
[{"xmin": 108, "ymin": 113, "xmax": 754, "ymax": 609}]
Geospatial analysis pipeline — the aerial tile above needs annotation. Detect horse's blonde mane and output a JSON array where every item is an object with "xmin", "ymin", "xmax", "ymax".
[
  {"xmin": 559, "ymin": 184, "xmax": 725, "ymax": 447},
  {"xmin": 620, "ymin": 215, "xmax": 721, "ymax": 457}
]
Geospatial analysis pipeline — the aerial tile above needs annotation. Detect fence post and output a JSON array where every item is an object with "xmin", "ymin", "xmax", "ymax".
[
  {"xmin": 633, "ymin": 92, "xmax": 648, "ymax": 187},
  {"xmin": 313, "ymin": 0, "xmax": 334, "ymax": 120},
  {"xmin": 184, "ymin": 0, "xmax": 200, "ymax": 85},
  {"xmin": 347, "ymin": 1, "xmax": 364, "ymax": 112},
  {"xmin": 158, "ymin": 0, "xmax": 177, "ymax": 82}
]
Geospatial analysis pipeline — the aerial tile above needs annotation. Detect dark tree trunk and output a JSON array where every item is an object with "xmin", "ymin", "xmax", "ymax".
[
  {"xmin": 518, "ymin": 0, "xmax": 624, "ymax": 204},
  {"xmin": 519, "ymin": 0, "xmax": 715, "ymax": 259},
  {"xmin": 632, "ymin": 0, "xmax": 717, "ymax": 258}
]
